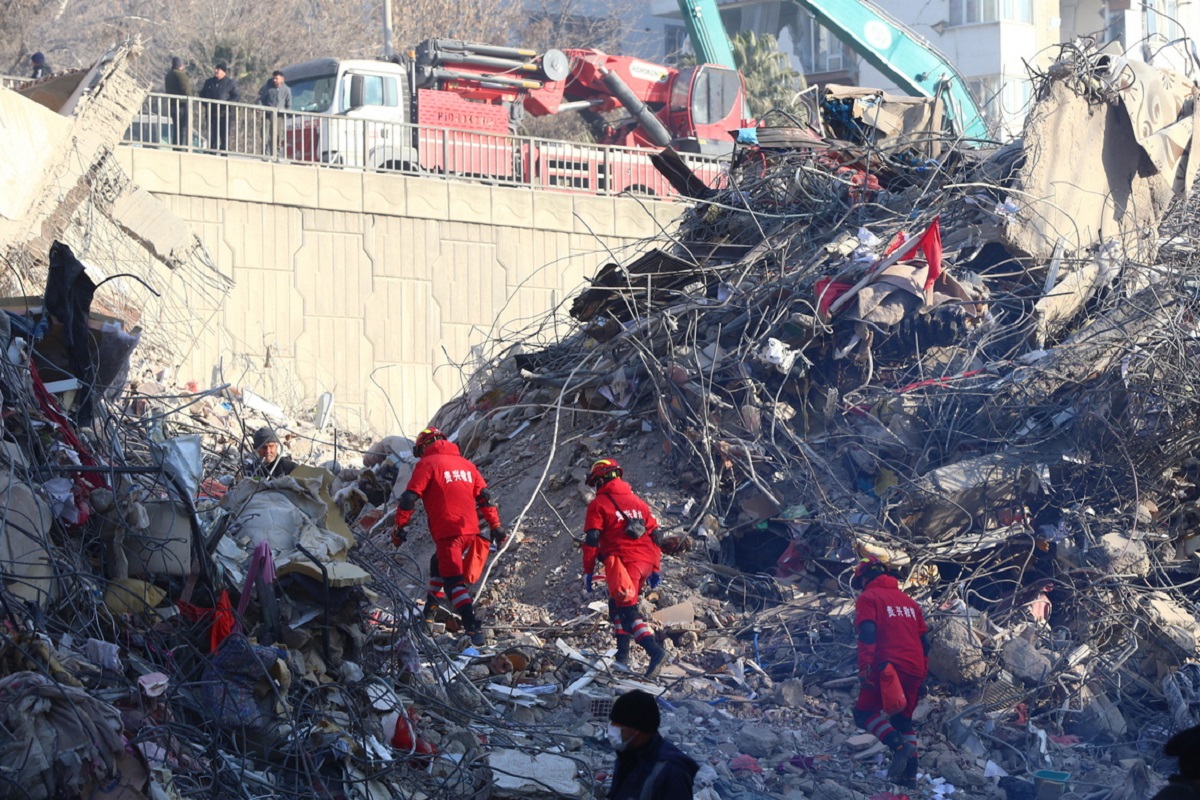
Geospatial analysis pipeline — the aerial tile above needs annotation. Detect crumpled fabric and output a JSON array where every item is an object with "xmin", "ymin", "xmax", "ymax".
[
  {"xmin": 0, "ymin": 671, "xmax": 125, "ymax": 799},
  {"xmin": 43, "ymin": 241, "xmax": 98, "ymax": 424},
  {"xmin": 236, "ymin": 541, "xmax": 277, "ymax": 618},
  {"xmin": 200, "ymin": 634, "xmax": 285, "ymax": 730}
]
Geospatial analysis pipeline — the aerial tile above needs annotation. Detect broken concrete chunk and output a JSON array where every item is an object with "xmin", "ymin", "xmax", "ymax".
[
  {"xmin": 775, "ymin": 678, "xmax": 805, "ymax": 707},
  {"xmin": 1001, "ymin": 636, "xmax": 1051, "ymax": 684},
  {"xmin": 738, "ymin": 724, "xmax": 780, "ymax": 758},
  {"xmin": 487, "ymin": 749, "xmax": 581, "ymax": 797},
  {"xmin": 927, "ymin": 616, "xmax": 988, "ymax": 684},
  {"xmin": 652, "ymin": 601, "xmax": 696, "ymax": 628},
  {"xmin": 1091, "ymin": 532, "xmax": 1150, "ymax": 578},
  {"xmin": 846, "ymin": 733, "xmax": 877, "ymax": 749}
]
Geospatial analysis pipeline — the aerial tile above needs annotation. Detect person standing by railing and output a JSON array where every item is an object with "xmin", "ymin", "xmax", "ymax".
[
  {"xmin": 30, "ymin": 52, "xmax": 51, "ymax": 79},
  {"xmin": 163, "ymin": 57, "xmax": 193, "ymax": 148},
  {"xmin": 200, "ymin": 62, "xmax": 240, "ymax": 152},
  {"xmin": 257, "ymin": 70, "xmax": 291, "ymax": 158}
]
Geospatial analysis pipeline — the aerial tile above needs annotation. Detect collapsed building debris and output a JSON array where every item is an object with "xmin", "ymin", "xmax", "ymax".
[
  {"xmin": 3, "ymin": 38, "xmax": 1200, "ymax": 800},
  {"xmin": 419, "ymin": 42, "xmax": 1200, "ymax": 797}
]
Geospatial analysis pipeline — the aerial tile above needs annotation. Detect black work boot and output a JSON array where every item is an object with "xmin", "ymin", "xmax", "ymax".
[
  {"xmin": 614, "ymin": 635, "xmax": 631, "ymax": 668},
  {"xmin": 887, "ymin": 740, "xmax": 917, "ymax": 782},
  {"xmin": 423, "ymin": 596, "xmax": 440, "ymax": 624},
  {"xmin": 460, "ymin": 604, "xmax": 487, "ymax": 647},
  {"xmin": 641, "ymin": 637, "xmax": 667, "ymax": 678}
]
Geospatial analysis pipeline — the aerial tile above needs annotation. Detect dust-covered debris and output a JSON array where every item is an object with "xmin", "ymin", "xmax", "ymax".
[{"xmin": 1, "ymin": 38, "xmax": 1199, "ymax": 800}]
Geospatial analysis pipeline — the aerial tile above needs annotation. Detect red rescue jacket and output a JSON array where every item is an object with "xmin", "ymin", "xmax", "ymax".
[
  {"xmin": 855, "ymin": 574, "xmax": 928, "ymax": 678},
  {"xmin": 395, "ymin": 439, "xmax": 500, "ymax": 540},
  {"xmin": 582, "ymin": 478, "xmax": 660, "ymax": 575}
]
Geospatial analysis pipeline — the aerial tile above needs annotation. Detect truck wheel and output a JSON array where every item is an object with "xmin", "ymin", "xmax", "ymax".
[{"xmin": 380, "ymin": 160, "xmax": 414, "ymax": 173}]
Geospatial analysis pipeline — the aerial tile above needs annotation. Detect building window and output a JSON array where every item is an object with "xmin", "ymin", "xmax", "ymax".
[
  {"xmin": 796, "ymin": 12, "xmax": 844, "ymax": 73},
  {"xmin": 949, "ymin": 0, "xmax": 1032, "ymax": 25},
  {"xmin": 966, "ymin": 75, "xmax": 1031, "ymax": 135},
  {"xmin": 1147, "ymin": 0, "xmax": 1181, "ymax": 40},
  {"xmin": 665, "ymin": 24, "xmax": 687, "ymax": 60},
  {"xmin": 1000, "ymin": 0, "xmax": 1033, "ymax": 23}
]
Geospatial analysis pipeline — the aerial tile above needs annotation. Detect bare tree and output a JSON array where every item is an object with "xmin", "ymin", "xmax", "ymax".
[
  {"xmin": 0, "ymin": 0, "xmax": 666, "ymax": 151},
  {"xmin": 388, "ymin": 0, "xmax": 523, "ymax": 51},
  {"xmin": 515, "ymin": 0, "xmax": 648, "ymax": 142}
]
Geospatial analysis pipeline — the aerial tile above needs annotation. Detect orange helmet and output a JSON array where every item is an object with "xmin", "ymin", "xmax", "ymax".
[
  {"xmin": 851, "ymin": 556, "xmax": 888, "ymax": 589},
  {"xmin": 414, "ymin": 427, "xmax": 446, "ymax": 457},
  {"xmin": 586, "ymin": 457, "xmax": 622, "ymax": 487}
]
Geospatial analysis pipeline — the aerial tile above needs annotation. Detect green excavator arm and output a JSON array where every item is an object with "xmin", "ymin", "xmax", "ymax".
[
  {"xmin": 795, "ymin": 0, "xmax": 991, "ymax": 141},
  {"xmin": 676, "ymin": 0, "xmax": 738, "ymax": 69}
]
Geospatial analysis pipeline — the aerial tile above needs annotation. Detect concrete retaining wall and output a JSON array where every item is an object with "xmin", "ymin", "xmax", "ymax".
[{"xmin": 114, "ymin": 147, "xmax": 681, "ymax": 436}]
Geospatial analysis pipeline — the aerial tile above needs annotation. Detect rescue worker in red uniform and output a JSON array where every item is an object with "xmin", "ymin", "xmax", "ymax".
[
  {"xmin": 582, "ymin": 458, "xmax": 668, "ymax": 677},
  {"xmin": 393, "ymin": 427, "xmax": 504, "ymax": 646},
  {"xmin": 853, "ymin": 557, "xmax": 930, "ymax": 784}
]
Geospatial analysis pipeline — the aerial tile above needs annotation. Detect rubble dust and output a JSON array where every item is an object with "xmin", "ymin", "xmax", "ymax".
[{"xmin": 1, "ymin": 40, "xmax": 1200, "ymax": 800}]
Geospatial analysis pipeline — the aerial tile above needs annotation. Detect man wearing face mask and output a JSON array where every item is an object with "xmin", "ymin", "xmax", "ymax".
[{"xmin": 605, "ymin": 690, "xmax": 697, "ymax": 800}]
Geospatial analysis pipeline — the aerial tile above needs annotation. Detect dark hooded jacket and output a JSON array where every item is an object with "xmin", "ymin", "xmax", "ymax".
[
  {"xmin": 1152, "ymin": 778, "xmax": 1200, "ymax": 800},
  {"xmin": 609, "ymin": 734, "xmax": 698, "ymax": 800}
]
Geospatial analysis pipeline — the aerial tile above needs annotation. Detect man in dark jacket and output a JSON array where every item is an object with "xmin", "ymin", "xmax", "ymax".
[
  {"xmin": 257, "ymin": 70, "xmax": 292, "ymax": 156},
  {"xmin": 852, "ymin": 557, "xmax": 930, "ymax": 784},
  {"xmin": 30, "ymin": 52, "xmax": 51, "ymax": 79},
  {"xmin": 163, "ymin": 57, "xmax": 193, "ymax": 147},
  {"xmin": 199, "ymin": 62, "xmax": 240, "ymax": 151},
  {"xmin": 607, "ymin": 690, "xmax": 697, "ymax": 800},
  {"xmin": 247, "ymin": 426, "xmax": 297, "ymax": 478},
  {"xmin": 582, "ymin": 457, "xmax": 668, "ymax": 677},
  {"xmin": 393, "ymin": 427, "xmax": 505, "ymax": 646},
  {"xmin": 1152, "ymin": 724, "xmax": 1200, "ymax": 800}
]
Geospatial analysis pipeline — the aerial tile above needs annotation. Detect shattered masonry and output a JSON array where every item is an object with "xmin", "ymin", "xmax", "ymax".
[{"xmin": 0, "ymin": 39, "xmax": 1199, "ymax": 800}]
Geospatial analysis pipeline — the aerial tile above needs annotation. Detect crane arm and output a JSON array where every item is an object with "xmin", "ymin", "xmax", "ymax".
[
  {"xmin": 794, "ymin": 0, "xmax": 990, "ymax": 141},
  {"xmin": 676, "ymin": 0, "xmax": 737, "ymax": 69}
]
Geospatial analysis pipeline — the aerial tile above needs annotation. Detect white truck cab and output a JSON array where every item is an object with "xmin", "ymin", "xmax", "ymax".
[{"xmin": 281, "ymin": 58, "xmax": 417, "ymax": 169}]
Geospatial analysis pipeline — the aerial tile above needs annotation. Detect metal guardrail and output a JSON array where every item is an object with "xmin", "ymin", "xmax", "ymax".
[
  {"xmin": 119, "ymin": 92, "xmax": 728, "ymax": 200},
  {"xmin": 1, "ymin": 76, "xmax": 728, "ymax": 199}
]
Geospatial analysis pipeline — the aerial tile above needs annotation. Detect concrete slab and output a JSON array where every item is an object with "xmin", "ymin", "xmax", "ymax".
[
  {"xmin": 318, "ymin": 168, "xmax": 363, "ymax": 213},
  {"xmin": 446, "ymin": 182, "xmax": 492, "ymax": 224},
  {"xmin": 226, "ymin": 158, "xmax": 274, "ymax": 203},
  {"xmin": 129, "ymin": 148, "xmax": 181, "ymax": 195},
  {"xmin": 572, "ymin": 194, "xmax": 615, "ymax": 236},
  {"xmin": 273, "ymin": 161, "xmax": 319, "ymax": 208},
  {"xmin": 179, "ymin": 153, "xmax": 229, "ymax": 198},
  {"xmin": 363, "ymin": 171, "xmax": 406, "ymax": 216},
  {"xmin": 532, "ymin": 191, "xmax": 574, "ymax": 231},
  {"xmin": 404, "ymin": 176, "xmax": 449, "ymax": 220},
  {"xmin": 614, "ymin": 195, "xmax": 670, "ymax": 240},
  {"xmin": 490, "ymin": 186, "xmax": 534, "ymax": 228}
]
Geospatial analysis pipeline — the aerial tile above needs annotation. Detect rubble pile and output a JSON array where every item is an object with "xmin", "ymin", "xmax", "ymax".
[
  {"xmin": 419, "ymin": 44, "xmax": 1200, "ymax": 796},
  {"xmin": 4, "ymin": 40, "xmax": 1200, "ymax": 800}
]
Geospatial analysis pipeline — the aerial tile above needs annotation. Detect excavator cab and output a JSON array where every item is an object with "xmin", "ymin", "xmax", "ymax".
[{"xmin": 667, "ymin": 64, "xmax": 747, "ymax": 154}]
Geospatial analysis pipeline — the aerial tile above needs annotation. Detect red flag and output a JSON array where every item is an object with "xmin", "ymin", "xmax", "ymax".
[{"xmin": 886, "ymin": 218, "xmax": 943, "ymax": 292}]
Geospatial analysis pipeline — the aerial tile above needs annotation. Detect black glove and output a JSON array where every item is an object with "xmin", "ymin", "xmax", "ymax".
[
  {"xmin": 391, "ymin": 526, "xmax": 408, "ymax": 547},
  {"xmin": 488, "ymin": 527, "xmax": 507, "ymax": 548},
  {"xmin": 584, "ymin": 529, "xmax": 600, "ymax": 548}
]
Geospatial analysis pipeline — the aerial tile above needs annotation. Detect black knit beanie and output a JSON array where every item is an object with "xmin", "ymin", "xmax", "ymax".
[
  {"xmin": 1166, "ymin": 724, "xmax": 1200, "ymax": 779},
  {"xmin": 253, "ymin": 427, "xmax": 280, "ymax": 450},
  {"xmin": 610, "ymin": 690, "xmax": 660, "ymax": 734}
]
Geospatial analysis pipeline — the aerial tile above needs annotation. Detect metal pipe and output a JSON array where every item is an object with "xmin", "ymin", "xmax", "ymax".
[
  {"xmin": 555, "ymin": 99, "xmax": 605, "ymax": 113},
  {"xmin": 428, "ymin": 68, "xmax": 542, "ymax": 89},
  {"xmin": 383, "ymin": 0, "xmax": 394, "ymax": 59},
  {"xmin": 599, "ymin": 68, "xmax": 672, "ymax": 147},
  {"xmin": 424, "ymin": 39, "xmax": 538, "ymax": 60},
  {"xmin": 427, "ymin": 52, "xmax": 540, "ymax": 73}
]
